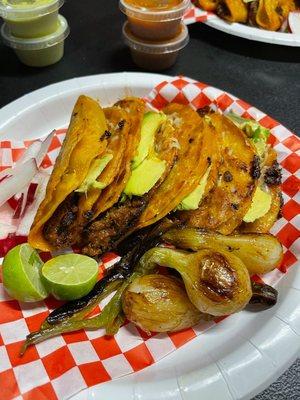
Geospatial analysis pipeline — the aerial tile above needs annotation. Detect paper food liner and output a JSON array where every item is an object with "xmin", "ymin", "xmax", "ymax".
[
  {"xmin": 184, "ymin": 3, "xmax": 217, "ymax": 25},
  {"xmin": 0, "ymin": 76, "xmax": 299, "ymax": 400}
]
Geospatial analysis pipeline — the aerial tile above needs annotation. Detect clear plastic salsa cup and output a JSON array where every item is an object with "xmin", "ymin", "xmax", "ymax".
[
  {"xmin": 119, "ymin": 0, "xmax": 190, "ymax": 41},
  {"xmin": 0, "ymin": 0, "xmax": 64, "ymax": 38},
  {"xmin": 1, "ymin": 14, "xmax": 69, "ymax": 67},
  {"xmin": 123, "ymin": 20, "xmax": 189, "ymax": 71}
]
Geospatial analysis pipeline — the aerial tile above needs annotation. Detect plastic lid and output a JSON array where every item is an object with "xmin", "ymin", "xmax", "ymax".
[
  {"xmin": 123, "ymin": 20, "xmax": 189, "ymax": 53},
  {"xmin": 119, "ymin": 0, "xmax": 190, "ymax": 21},
  {"xmin": 0, "ymin": 0, "xmax": 64, "ymax": 20},
  {"xmin": 1, "ymin": 14, "xmax": 69, "ymax": 49}
]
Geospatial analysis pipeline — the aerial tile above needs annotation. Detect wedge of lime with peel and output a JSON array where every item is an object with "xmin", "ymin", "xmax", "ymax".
[
  {"xmin": 42, "ymin": 254, "xmax": 99, "ymax": 301},
  {"xmin": 2, "ymin": 243, "xmax": 48, "ymax": 302}
]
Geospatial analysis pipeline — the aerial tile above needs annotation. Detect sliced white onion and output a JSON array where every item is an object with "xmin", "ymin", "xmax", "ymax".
[
  {"xmin": 0, "ymin": 130, "xmax": 55, "ymax": 183},
  {"xmin": 289, "ymin": 11, "xmax": 300, "ymax": 34},
  {"xmin": 18, "ymin": 141, "xmax": 42, "ymax": 164},
  {"xmin": 35, "ymin": 130, "xmax": 55, "ymax": 167},
  {"xmin": 0, "ymin": 158, "xmax": 38, "ymax": 208},
  {"xmin": 279, "ymin": 18, "xmax": 288, "ymax": 32},
  {"xmin": 0, "ymin": 223, "xmax": 16, "ymax": 239},
  {"xmin": 16, "ymin": 171, "xmax": 49, "ymax": 236},
  {"xmin": 0, "ymin": 203, "xmax": 18, "ymax": 239},
  {"xmin": 0, "ymin": 143, "xmax": 40, "ymax": 183}
]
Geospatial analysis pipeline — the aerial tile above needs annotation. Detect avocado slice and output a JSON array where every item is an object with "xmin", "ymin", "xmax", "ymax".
[
  {"xmin": 131, "ymin": 111, "xmax": 166, "ymax": 170},
  {"xmin": 243, "ymin": 186, "xmax": 272, "ymax": 223},
  {"xmin": 124, "ymin": 157, "xmax": 166, "ymax": 197},
  {"xmin": 76, "ymin": 153, "xmax": 113, "ymax": 193},
  {"xmin": 176, "ymin": 165, "xmax": 212, "ymax": 211}
]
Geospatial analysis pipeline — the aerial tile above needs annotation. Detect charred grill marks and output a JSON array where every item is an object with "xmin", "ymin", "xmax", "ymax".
[
  {"xmin": 264, "ymin": 161, "xmax": 282, "ymax": 186},
  {"xmin": 223, "ymin": 170, "xmax": 233, "ymax": 182},
  {"xmin": 197, "ymin": 106, "xmax": 212, "ymax": 117},
  {"xmin": 251, "ymin": 155, "xmax": 261, "ymax": 180},
  {"xmin": 43, "ymin": 193, "xmax": 79, "ymax": 248},
  {"xmin": 100, "ymin": 130, "xmax": 112, "ymax": 141},
  {"xmin": 118, "ymin": 120, "xmax": 125, "ymax": 130}
]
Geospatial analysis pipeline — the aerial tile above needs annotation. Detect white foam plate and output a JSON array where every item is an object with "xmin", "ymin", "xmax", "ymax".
[
  {"xmin": 0, "ymin": 72, "xmax": 299, "ymax": 400},
  {"xmin": 204, "ymin": 17, "xmax": 300, "ymax": 46}
]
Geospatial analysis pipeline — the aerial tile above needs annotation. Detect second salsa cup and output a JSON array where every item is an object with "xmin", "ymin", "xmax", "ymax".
[
  {"xmin": 0, "ymin": 0, "xmax": 64, "ymax": 38},
  {"xmin": 119, "ymin": 0, "xmax": 191, "ymax": 41}
]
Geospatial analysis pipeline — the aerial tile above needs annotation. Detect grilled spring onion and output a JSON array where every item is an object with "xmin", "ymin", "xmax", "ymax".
[
  {"xmin": 22, "ymin": 218, "xmax": 178, "ymax": 353},
  {"xmin": 163, "ymin": 228, "xmax": 283, "ymax": 275},
  {"xmin": 136, "ymin": 247, "xmax": 252, "ymax": 316}
]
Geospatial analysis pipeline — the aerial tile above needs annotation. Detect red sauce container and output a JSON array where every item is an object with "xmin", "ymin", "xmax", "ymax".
[{"xmin": 122, "ymin": 21, "xmax": 189, "ymax": 71}]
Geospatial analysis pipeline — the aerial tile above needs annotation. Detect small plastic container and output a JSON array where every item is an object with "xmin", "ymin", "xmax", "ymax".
[
  {"xmin": 123, "ymin": 20, "xmax": 189, "ymax": 71},
  {"xmin": 119, "ymin": 0, "xmax": 190, "ymax": 41},
  {"xmin": 0, "ymin": 0, "xmax": 64, "ymax": 38},
  {"xmin": 1, "ymin": 14, "xmax": 69, "ymax": 67}
]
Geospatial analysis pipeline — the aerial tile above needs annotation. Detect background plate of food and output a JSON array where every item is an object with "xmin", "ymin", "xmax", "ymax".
[
  {"xmin": 0, "ymin": 72, "xmax": 299, "ymax": 400},
  {"xmin": 185, "ymin": 3, "xmax": 300, "ymax": 46}
]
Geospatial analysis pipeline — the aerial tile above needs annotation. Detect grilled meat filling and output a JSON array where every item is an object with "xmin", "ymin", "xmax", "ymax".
[
  {"xmin": 248, "ymin": 0, "xmax": 259, "ymax": 26},
  {"xmin": 82, "ymin": 196, "xmax": 148, "ymax": 257},
  {"xmin": 216, "ymin": 1, "xmax": 231, "ymax": 18},
  {"xmin": 43, "ymin": 193, "xmax": 80, "ymax": 249}
]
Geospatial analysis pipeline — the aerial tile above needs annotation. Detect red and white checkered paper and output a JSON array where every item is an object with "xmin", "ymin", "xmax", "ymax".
[
  {"xmin": 0, "ymin": 76, "xmax": 299, "ymax": 400},
  {"xmin": 183, "ymin": 3, "xmax": 217, "ymax": 25}
]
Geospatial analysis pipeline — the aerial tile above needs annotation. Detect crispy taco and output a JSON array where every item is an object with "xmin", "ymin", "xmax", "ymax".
[
  {"xmin": 178, "ymin": 110, "xmax": 282, "ymax": 235},
  {"xmin": 177, "ymin": 112, "xmax": 259, "ymax": 234},
  {"xmin": 216, "ymin": 0, "xmax": 248, "ymax": 23},
  {"xmin": 249, "ymin": 0, "xmax": 295, "ymax": 30},
  {"xmin": 28, "ymin": 95, "xmax": 109, "ymax": 251},
  {"xmin": 29, "ymin": 94, "xmax": 281, "ymax": 258},
  {"xmin": 81, "ymin": 103, "xmax": 181, "ymax": 256},
  {"xmin": 29, "ymin": 96, "xmax": 145, "ymax": 252}
]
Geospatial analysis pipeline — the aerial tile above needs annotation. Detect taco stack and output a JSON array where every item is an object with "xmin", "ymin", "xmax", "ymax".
[{"xmin": 28, "ymin": 95, "xmax": 282, "ymax": 257}]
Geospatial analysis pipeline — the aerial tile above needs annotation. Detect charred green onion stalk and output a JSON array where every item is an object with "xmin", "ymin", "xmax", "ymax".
[
  {"xmin": 250, "ymin": 281, "xmax": 278, "ymax": 306},
  {"xmin": 21, "ymin": 281, "xmax": 128, "ymax": 354}
]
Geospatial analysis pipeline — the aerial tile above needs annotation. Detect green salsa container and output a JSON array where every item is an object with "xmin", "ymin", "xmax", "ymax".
[
  {"xmin": 0, "ymin": 0, "xmax": 64, "ymax": 38},
  {"xmin": 1, "ymin": 14, "xmax": 69, "ymax": 67}
]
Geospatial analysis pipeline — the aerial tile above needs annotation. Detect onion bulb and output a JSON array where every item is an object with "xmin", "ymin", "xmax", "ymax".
[
  {"xmin": 137, "ymin": 247, "xmax": 252, "ymax": 316},
  {"xmin": 122, "ymin": 274, "xmax": 208, "ymax": 334}
]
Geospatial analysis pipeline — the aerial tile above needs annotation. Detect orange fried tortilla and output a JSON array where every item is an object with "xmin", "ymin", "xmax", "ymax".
[
  {"xmin": 180, "ymin": 113, "xmax": 258, "ymax": 234},
  {"xmin": 77, "ymin": 106, "xmax": 130, "ymax": 225},
  {"xmin": 137, "ymin": 103, "xmax": 211, "ymax": 228},
  {"xmin": 91, "ymin": 97, "xmax": 146, "ymax": 219},
  {"xmin": 28, "ymin": 95, "xmax": 108, "ymax": 251}
]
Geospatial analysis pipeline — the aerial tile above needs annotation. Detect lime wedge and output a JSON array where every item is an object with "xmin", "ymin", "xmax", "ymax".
[
  {"xmin": 42, "ymin": 254, "xmax": 98, "ymax": 301},
  {"xmin": 2, "ymin": 243, "xmax": 48, "ymax": 302}
]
